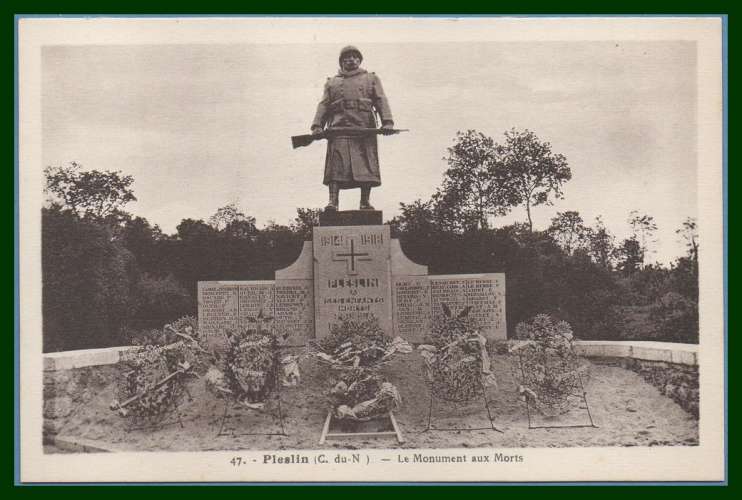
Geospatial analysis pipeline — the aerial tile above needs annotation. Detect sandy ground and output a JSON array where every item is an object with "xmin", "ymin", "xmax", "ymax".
[{"xmin": 50, "ymin": 352, "xmax": 698, "ymax": 452}]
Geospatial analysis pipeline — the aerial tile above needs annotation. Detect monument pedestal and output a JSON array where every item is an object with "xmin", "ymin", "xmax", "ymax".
[
  {"xmin": 198, "ymin": 212, "xmax": 506, "ymax": 345},
  {"xmin": 319, "ymin": 209, "xmax": 382, "ymax": 226},
  {"xmin": 312, "ymin": 223, "xmax": 394, "ymax": 338}
]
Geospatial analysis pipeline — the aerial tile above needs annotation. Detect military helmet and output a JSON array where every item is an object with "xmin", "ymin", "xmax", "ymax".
[{"xmin": 338, "ymin": 45, "xmax": 363, "ymax": 65}]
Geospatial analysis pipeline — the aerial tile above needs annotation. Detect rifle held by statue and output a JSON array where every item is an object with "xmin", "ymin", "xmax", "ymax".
[{"xmin": 291, "ymin": 127, "xmax": 409, "ymax": 149}]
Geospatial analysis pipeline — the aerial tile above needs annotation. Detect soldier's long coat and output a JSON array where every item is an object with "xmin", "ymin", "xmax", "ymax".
[{"xmin": 312, "ymin": 68, "xmax": 394, "ymax": 188}]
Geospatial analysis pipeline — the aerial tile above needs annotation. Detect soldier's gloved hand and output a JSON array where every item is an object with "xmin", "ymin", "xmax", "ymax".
[
  {"xmin": 381, "ymin": 122, "xmax": 395, "ymax": 135},
  {"xmin": 311, "ymin": 126, "xmax": 323, "ymax": 135}
]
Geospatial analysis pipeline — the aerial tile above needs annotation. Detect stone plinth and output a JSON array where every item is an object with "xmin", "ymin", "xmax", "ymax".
[
  {"xmin": 319, "ymin": 210, "xmax": 382, "ymax": 226},
  {"xmin": 198, "ymin": 223, "xmax": 507, "ymax": 344}
]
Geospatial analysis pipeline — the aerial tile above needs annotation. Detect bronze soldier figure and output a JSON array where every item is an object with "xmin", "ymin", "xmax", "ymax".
[{"xmin": 311, "ymin": 46, "xmax": 394, "ymax": 211}]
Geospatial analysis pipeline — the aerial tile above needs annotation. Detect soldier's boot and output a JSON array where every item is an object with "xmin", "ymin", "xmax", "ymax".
[
  {"xmin": 360, "ymin": 186, "xmax": 375, "ymax": 210},
  {"xmin": 325, "ymin": 182, "xmax": 339, "ymax": 211}
]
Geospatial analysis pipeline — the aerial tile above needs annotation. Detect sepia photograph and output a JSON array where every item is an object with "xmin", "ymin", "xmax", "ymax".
[{"xmin": 18, "ymin": 16, "xmax": 725, "ymax": 483}]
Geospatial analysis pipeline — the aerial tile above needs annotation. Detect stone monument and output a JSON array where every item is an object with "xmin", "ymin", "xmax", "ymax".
[
  {"xmin": 198, "ymin": 212, "xmax": 506, "ymax": 344},
  {"xmin": 198, "ymin": 45, "xmax": 506, "ymax": 345}
]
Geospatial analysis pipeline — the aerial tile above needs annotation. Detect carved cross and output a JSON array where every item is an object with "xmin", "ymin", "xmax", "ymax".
[{"xmin": 332, "ymin": 238, "xmax": 371, "ymax": 275}]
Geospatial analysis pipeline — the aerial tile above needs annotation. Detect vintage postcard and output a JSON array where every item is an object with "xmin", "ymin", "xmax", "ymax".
[{"xmin": 17, "ymin": 16, "xmax": 725, "ymax": 483}]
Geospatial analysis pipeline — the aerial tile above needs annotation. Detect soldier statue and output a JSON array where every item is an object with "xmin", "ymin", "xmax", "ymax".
[{"xmin": 311, "ymin": 45, "xmax": 395, "ymax": 211}]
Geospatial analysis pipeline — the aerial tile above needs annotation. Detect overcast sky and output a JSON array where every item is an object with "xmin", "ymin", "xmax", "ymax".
[{"xmin": 42, "ymin": 39, "xmax": 698, "ymax": 264}]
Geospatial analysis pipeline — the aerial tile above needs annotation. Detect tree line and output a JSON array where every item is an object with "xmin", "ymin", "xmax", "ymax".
[{"xmin": 42, "ymin": 129, "xmax": 699, "ymax": 352}]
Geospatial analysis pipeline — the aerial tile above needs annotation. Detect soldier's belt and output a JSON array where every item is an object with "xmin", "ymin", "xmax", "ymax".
[{"xmin": 330, "ymin": 98, "xmax": 373, "ymax": 112}]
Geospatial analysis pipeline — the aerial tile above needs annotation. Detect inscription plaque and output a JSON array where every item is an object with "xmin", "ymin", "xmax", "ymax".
[
  {"xmin": 238, "ymin": 282, "xmax": 274, "ymax": 325},
  {"xmin": 313, "ymin": 225, "xmax": 392, "ymax": 338},
  {"xmin": 430, "ymin": 274, "xmax": 506, "ymax": 340},
  {"xmin": 392, "ymin": 276, "xmax": 431, "ymax": 343},
  {"xmin": 274, "ymin": 280, "xmax": 314, "ymax": 344},
  {"xmin": 197, "ymin": 283, "xmax": 238, "ymax": 337},
  {"xmin": 198, "ymin": 280, "xmax": 313, "ymax": 345}
]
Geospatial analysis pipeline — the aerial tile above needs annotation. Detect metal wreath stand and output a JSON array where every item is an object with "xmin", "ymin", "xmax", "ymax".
[
  {"xmin": 317, "ymin": 367, "xmax": 406, "ymax": 444},
  {"xmin": 311, "ymin": 316, "xmax": 410, "ymax": 445},
  {"xmin": 215, "ymin": 329, "xmax": 288, "ymax": 438},
  {"xmin": 216, "ymin": 369, "xmax": 288, "ymax": 437},
  {"xmin": 318, "ymin": 410, "xmax": 405, "ymax": 445},
  {"xmin": 421, "ymin": 355, "xmax": 504, "ymax": 434},
  {"xmin": 516, "ymin": 349, "xmax": 599, "ymax": 430},
  {"xmin": 112, "ymin": 346, "xmax": 197, "ymax": 432}
]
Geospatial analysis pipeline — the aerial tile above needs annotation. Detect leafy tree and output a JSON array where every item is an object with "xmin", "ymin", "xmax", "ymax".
[
  {"xmin": 171, "ymin": 218, "xmax": 222, "ymax": 289},
  {"xmin": 208, "ymin": 203, "xmax": 256, "ymax": 233},
  {"xmin": 430, "ymin": 187, "xmax": 482, "ymax": 233},
  {"xmin": 587, "ymin": 216, "xmax": 616, "ymax": 269},
  {"xmin": 208, "ymin": 203, "xmax": 257, "ymax": 239},
  {"xmin": 44, "ymin": 162, "xmax": 136, "ymax": 222},
  {"xmin": 120, "ymin": 216, "xmax": 166, "ymax": 275},
  {"xmin": 620, "ymin": 264, "xmax": 672, "ymax": 306},
  {"xmin": 441, "ymin": 130, "xmax": 518, "ymax": 230},
  {"xmin": 628, "ymin": 211, "xmax": 658, "ymax": 267},
  {"xmin": 497, "ymin": 128, "xmax": 571, "ymax": 231},
  {"xmin": 130, "ymin": 273, "xmax": 193, "ymax": 331},
  {"xmin": 650, "ymin": 291, "xmax": 698, "ymax": 343},
  {"xmin": 547, "ymin": 211, "xmax": 590, "ymax": 255},
  {"xmin": 42, "ymin": 207, "xmax": 135, "ymax": 351},
  {"xmin": 291, "ymin": 207, "xmax": 322, "ymax": 240},
  {"xmin": 388, "ymin": 199, "xmax": 442, "ymax": 265},
  {"xmin": 177, "ymin": 218, "xmax": 218, "ymax": 241},
  {"xmin": 224, "ymin": 218, "xmax": 259, "ymax": 239},
  {"xmin": 497, "ymin": 221, "xmax": 536, "ymax": 247},
  {"xmin": 668, "ymin": 255, "xmax": 699, "ymax": 301},
  {"xmin": 253, "ymin": 222, "xmax": 304, "ymax": 278},
  {"xmin": 615, "ymin": 237, "xmax": 643, "ymax": 275},
  {"xmin": 676, "ymin": 217, "xmax": 698, "ymax": 266},
  {"xmin": 390, "ymin": 199, "xmax": 438, "ymax": 236}
]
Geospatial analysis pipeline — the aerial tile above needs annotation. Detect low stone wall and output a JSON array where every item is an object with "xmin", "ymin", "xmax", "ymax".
[
  {"xmin": 572, "ymin": 340, "xmax": 697, "ymax": 366},
  {"xmin": 43, "ymin": 347, "xmax": 139, "ymax": 442},
  {"xmin": 43, "ymin": 364, "xmax": 119, "ymax": 442},
  {"xmin": 574, "ymin": 341, "xmax": 699, "ymax": 418},
  {"xmin": 621, "ymin": 357, "xmax": 699, "ymax": 418},
  {"xmin": 44, "ymin": 346, "xmax": 137, "ymax": 371}
]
